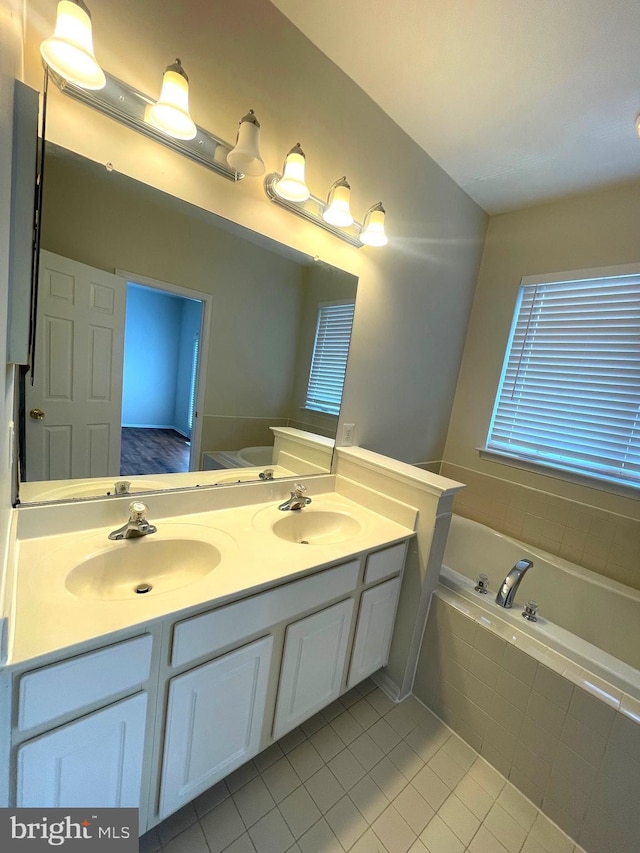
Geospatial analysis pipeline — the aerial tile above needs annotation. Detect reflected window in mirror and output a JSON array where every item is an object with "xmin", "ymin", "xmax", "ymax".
[{"xmin": 305, "ymin": 301, "xmax": 355, "ymax": 416}]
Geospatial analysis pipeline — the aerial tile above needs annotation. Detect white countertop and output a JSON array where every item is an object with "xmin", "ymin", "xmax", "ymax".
[{"xmin": 8, "ymin": 491, "xmax": 415, "ymax": 667}]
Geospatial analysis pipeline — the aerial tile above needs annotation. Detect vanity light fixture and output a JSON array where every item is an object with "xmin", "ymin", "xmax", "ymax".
[
  {"xmin": 145, "ymin": 59, "xmax": 197, "ymax": 141},
  {"xmin": 45, "ymin": 67, "xmax": 257, "ymax": 182},
  {"xmin": 273, "ymin": 143, "xmax": 311, "ymax": 202},
  {"xmin": 226, "ymin": 110, "xmax": 265, "ymax": 176},
  {"xmin": 322, "ymin": 176, "xmax": 354, "ymax": 227},
  {"xmin": 359, "ymin": 202, "xmax": 388, "ymax": 246},
  {"xmin": 265, "ymin": 164, "xmax": 387, "ymax": 248},
  {"xmin": 40, "ymin": 0, "xmax": 105, "ymax": 90}
]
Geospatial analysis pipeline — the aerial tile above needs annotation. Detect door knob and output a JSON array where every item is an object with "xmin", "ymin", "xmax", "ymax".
[{"xmin": 29, "ymin": 408, "xmax": 45, "ymax": 420}]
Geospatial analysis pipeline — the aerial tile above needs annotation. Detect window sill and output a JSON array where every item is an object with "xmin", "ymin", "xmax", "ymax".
[{"xmin": 478, "ymin": 447, "xmax": 640, "ymax": 500}]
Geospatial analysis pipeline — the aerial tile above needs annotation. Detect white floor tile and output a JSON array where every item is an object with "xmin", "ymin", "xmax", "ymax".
[
  {"xmin": 200, "ymin": 798, "xmax": 245, "ymax": 852},
  {"xmin": 369, "ymin": 717, "xmax": 403, "ymax": 753},
  {"xmin": 388, "ymin": 739, "xmax": 425, "ymax": 780},
  {"xmin": 370, "ymin": 755, "xmax": 410, "ymax": 800},
  {"xmin": 350, "ymin": 697, "xmax": 381, "ymax": 728},
  {"xmin": 453, "ymin": 773, "xmax": 494, "ymax": 820},
  {"xmin": 428, "ymin": 747, "xmax": 467, "ymax": 788},
  {"xmin": 310, "ymin": 724, "xmax": 345, "ymax": 762},
  {"xmin": 468, "ymin": 756, "xmax": 506, "ymax": 799},
  {"xmin": 261, "ymin": 756, "xmax": 301, "ymax": 803},
  {"xmin": 411, "ymin": 764, "xmax": 451, "ymax": 811},
  {"xmin": 324, "ymin": 795, "xmax": 369, "ymax": 849},
  {"xmin": 419, "ymin": 814, "xmax": 465, "ymax": 853},
  {"xmin": 279, "ymin": 785, "xmax": 322, "ymax": 839},
  {"xmin": 297, "ymin": 817, "xmax": 342, "ymax": 853},
  {"xmin": 161, "ymin": 821, "xmax": 209, "ymax": 853},
  {"xmin": 248, "ymin": 808, "xmax": 295, "ymax": 853},
  {"xmin": 350, "ymin": 774, "xmax": 390, "ymax": 824},
  {"xmin": 392, "ymin": 784, "xmax": 435, "ymax": 834},
  {"xmin": 349, "ymin": 731, "xmax": 385, "ymax": 770},
  {"xmin": 372, "ymin": 803, "xmax": 417, "ymax": 853},
  {"xmin": 466, "ymin": 825, "xmax": 511, "ymax": 853},
  {"xmin": 437, "ymin": 793, "xmax": 480, "ymax": 846},
  {"xmin": 331, "ymin": 709, "xmax": 365, "ymax": 745},
  {"xmin": 147, "ymin": 693, "xmax": 586, "ymax": 853},
  {"xmin": 328, "ymin": 746, "xmax": 366, "ymax": 790},
  {"xmin": 483, "ymin": 802, "xmax": 527, "ymax": 853},
  {"xmin": 232, "ymin": 776, "xmax": 275, "ymax": 828},
  {"xmin": 222, "ymin": 833, "xmax": 257, "ymax": 853},
  {"xmin": 497, "ymin": 782, "xmax": 539, "ymax": 831},
  {"xmin": 304, "ymin": 765, "xmax": 345, "ymax": 814},
  {"xmin": 287, "ymin": 739, "xmax": 324, "ymax": 782}
]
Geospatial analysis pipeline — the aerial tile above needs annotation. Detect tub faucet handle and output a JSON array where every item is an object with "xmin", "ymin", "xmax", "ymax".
[
  {"xmin": 474, "ymin": 573, "xmax": 489, "ymax": 594},
  {"xmin": 522, "ymin": 600, "xmax": 538, "ymax": 622}
]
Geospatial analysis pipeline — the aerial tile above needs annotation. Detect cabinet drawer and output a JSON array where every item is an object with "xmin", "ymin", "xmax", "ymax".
[
  {"xmin": 364, "ymin": 540, "xmax": 408, "ymax": 585},
  {"xmin": 18, "ymin": 634, "xmax": 153, "ymax": 731},
  {"xmin": 172, "ymin": 559, "xmax": 360, "ymax": 667}
]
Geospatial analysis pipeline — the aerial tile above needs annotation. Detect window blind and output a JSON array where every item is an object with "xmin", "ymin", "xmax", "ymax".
[
  {"xmin": 305, "ymin": 301, "xmax": 355, "ymax": 416},
  {"xmin": 486, "ymin": 275, "xmax": 640, "ymax": 489}
]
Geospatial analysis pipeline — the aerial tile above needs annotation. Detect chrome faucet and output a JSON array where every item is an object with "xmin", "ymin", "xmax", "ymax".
[
  {"xmin": 278, "ymin": 484, "xmax": 312, "ymax": 511},
  {"xmin": 259, "ymin": 468, "xmax": 275, "ymax": 480},
  {"xmin": 495, "ymin": 559, "xmax": 533, "ymax": 608},
  {"xmin": 108, "ymin": 501, "xmax": 157, "ymax": 540}
]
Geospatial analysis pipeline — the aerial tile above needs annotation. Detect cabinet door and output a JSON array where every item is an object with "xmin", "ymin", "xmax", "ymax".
[
  {"xmin": 16, "ymin": 693, "xmax": 147, "ymax": 808},
  {"xmin": 347, "ymin": 577, "xmax": 402, "ymax": 689},
  {"xmin": 273, "ymin": 599, "xmax": 354, "ymax": 740},
  {"xmin": 159, "ymin": 635, "xmax": 273, "ymax": 820}
]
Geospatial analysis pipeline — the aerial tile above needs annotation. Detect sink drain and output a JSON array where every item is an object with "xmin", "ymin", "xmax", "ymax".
[
  {"xmin": 299, "ymin": 540, "xmax": 310, "ymax": 545},
  {"xmin": 135, "ymin": 583, "xmax": 152, "ymax": 594}
]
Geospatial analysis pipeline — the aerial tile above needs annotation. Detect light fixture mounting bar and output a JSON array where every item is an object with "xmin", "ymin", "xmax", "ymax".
[
  {"xmin": 48, "ymin": 68, "xmax": 244, "ymax": 182},
  {"xmin": 264, "ymin": 173, "xmax": 363, "ymax": 247}
]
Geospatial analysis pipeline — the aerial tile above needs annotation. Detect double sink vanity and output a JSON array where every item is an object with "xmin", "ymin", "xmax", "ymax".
[{"xmin": 0, "ymin": 458, "xmax": 447, "ymax": 834}]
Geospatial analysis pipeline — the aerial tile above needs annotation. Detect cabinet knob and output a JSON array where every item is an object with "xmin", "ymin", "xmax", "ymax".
[{"xmin": 29, "ymin": 408, "xmax": 45, "ymax": 420}]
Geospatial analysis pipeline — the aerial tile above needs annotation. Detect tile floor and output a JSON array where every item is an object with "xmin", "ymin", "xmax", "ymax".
[{"xmin": 140, "ymin": 681, "xmax": 586, "ymax": 853}]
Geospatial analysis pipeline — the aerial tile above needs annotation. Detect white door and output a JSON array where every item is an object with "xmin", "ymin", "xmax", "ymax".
[
  {"xmin": 16, "ymin": 693, "xmax": 147, "ymax": 807},
  {"xmin": 25, "ymin": 251, "xmax": 126, "ymax": 482},
  {"xmin": 347, "ymin": 577, "xmax": 402, "ymax": 689},
  {"xmin": 273, "ymin": 599, "xmax": 354, "ymax": 740},
  {"xmin": 159, "ymin": 636, "xmax": 273, "ymax": 819}
]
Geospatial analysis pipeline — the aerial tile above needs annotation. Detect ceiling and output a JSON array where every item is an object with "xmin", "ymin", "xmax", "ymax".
[{"xmin": 270, "ymin": 0, "xmax": 640, "ymax": 214}]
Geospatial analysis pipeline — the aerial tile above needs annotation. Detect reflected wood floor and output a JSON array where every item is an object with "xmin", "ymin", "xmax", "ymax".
[{"xmin": 120, "ymin": 428, "xmax": 190, "ymax": 475}]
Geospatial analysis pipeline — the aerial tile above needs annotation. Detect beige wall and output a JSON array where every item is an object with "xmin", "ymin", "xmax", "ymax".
[
  {"xmin": 443, "ymin": 181, "xmax": 640, "ymax": 586},
  {"xmin": 24, "ymin": 0, "xmax": 487, "ymax": 467}
]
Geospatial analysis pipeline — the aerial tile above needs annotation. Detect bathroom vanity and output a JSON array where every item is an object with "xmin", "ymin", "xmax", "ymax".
[{"xmin": 0, "ymin": 481, "xmax": 415, "ymax": 832}]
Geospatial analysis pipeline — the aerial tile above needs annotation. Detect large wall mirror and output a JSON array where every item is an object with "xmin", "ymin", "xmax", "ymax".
[{"xmin": 17, "ymin": 142, "xmax": 358, "ymax": 505}]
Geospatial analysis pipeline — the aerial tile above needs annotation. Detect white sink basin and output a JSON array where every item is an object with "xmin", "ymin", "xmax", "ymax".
[
  {"xmin": 64, "ymin": 526, "xmax": 235, "ymax": 600},
  {"xmin": 271, "ymin": 510, "xmax": 362, "ymax": 545}
]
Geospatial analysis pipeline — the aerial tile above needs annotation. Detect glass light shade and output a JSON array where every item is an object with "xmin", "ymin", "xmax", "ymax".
[
  {"xmin": 360, "ymin": 202, "xmax": 388, "ymax": 246},
  {"xmin": 322, "ymin": 177, "xmax": 353, "ymax": 227},
  {"xmin": 40, "ymin": 0, "xmax": 105, "ymax": 90},
  {"xmin": 227, "ymin": 110, "xmax": 265, "ymax": 176},
  {"xmin": 274, "ymin": 143, "xmax": 310, "ymax": 202},
  {"xmin": 145, "ymin": 59, "xmax": 197, "ymax": 140}
]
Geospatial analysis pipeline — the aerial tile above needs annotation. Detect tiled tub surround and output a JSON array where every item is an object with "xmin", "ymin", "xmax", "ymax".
[
  {"xmin": 441, "ymin": 515, "xmax": 640, "ymax": 683},
  {"xmin": 440, "ymin": 462, "xmax": 640, "ymax": 592},
  {"xmin": 414, "ymin": 529, "xmax": 640, "ymax": 852}
]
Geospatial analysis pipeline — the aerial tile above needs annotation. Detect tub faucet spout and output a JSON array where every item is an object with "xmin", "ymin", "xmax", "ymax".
[{"xmin": 495, "ymin": 559, "xmax": 533, "ymax": 608}]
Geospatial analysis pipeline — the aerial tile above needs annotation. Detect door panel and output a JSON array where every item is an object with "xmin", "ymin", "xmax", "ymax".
[{"xmin": 25, "ymin": 251, "xmax": 126, "ymax": 481}]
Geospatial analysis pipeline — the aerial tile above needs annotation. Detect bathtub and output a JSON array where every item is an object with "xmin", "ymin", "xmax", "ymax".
[{"xmin": 440, "ymin": 514, "xmax": 640, "ymax": 701}]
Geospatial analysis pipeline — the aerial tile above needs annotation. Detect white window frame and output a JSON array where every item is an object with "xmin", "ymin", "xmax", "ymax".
[
  {"xmin": 305, "ymin": 299, "xmax": 355, "ymax": 417},
  {"xmin": 482, "ymin": 263, "xmax": 640, "ymax": 495}
]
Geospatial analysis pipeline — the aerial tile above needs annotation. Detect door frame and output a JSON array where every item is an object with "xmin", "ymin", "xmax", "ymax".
[{"xmin": 116, "ymin": 268, "xmax": 211, "ymax": 473}]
